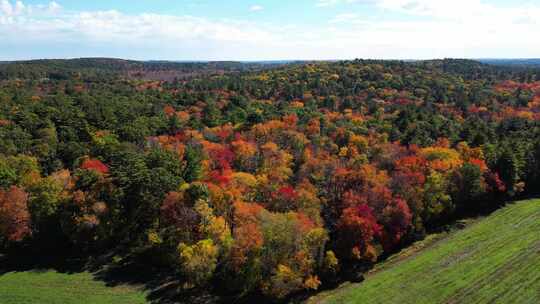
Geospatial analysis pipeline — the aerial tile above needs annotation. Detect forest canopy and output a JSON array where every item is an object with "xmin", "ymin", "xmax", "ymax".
[{"xmin": 1, "ymin": 58, "xmax": 540, "ymax": 300}]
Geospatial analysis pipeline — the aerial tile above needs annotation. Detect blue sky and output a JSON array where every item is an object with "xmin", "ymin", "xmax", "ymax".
[{"xmin": 1, "ymin": 0, "xmax": 540, "ymax": 60}]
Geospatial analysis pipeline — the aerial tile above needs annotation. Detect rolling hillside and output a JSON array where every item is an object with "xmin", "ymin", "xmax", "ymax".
[{"xmin": 309, "ymin": 199, "xmax": 540, "ymax": 304}]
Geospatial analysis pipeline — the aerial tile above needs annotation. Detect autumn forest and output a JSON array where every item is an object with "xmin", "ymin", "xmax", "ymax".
[{"xmin": 1, "ymin": 58, "xmax": 540, "ymax": 302}]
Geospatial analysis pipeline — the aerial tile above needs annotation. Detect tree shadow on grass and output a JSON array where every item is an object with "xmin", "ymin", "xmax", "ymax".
[
  {"xmin": 0, "ymin": 248, "xmax": 358, "ymax": 304},
  {"xmin": 92, "ymin": 256, "xmax": 276, "ymax": 304},
  {"xmin": 0, "ymin": 249, "xmax": 216, "ymax": 304},
  {"xmin": 0, "ymin": 249, "xmax": 86, "ymax": 275},
  {"xmin": 90, "ymin": 253, "xmax": 226, "ymax": 304}
]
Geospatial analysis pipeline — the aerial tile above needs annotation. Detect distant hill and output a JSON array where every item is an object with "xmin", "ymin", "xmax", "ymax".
[
  {"xmin": 479, "ymin": 59, "xmax": 540, "ymax": 67},
  {"xmin": 0, "ymin": 58, "xmax": 289, "ymax": 81},
  {"xmin": 3, "ymin": 57, "xmax": 539, "ymax": 81}
]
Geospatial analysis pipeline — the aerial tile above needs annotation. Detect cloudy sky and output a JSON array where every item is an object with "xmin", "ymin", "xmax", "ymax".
[{"xmin": 1, "ymin": 0, "xmax": 539, "ymax": 60}]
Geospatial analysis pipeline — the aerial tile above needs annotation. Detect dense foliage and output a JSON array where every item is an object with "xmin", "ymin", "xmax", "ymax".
[{"xmin": 1, "ymin": 58, "xmax": 540, "ymax": 299}]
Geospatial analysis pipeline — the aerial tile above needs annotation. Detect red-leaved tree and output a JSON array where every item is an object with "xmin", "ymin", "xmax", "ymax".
[{"xmin": 0, "ymin": 186, "xmax": 31, "ymax": 242}]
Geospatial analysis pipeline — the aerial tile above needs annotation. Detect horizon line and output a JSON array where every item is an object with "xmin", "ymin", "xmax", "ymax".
[{"xmin": 2, "ymin": 57, "xmax": 540, "ymax": 63}]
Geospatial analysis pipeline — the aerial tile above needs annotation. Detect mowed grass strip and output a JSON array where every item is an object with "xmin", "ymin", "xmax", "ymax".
[
  {"xmin": 0, "ymin": 270, "xmax": 147, "ymax": 304},
  {"xmin": 311, "ymin": 199, "xmax": 540, "ymax": 304}
]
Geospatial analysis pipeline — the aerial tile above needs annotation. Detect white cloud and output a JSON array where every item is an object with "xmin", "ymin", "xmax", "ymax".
[
  {"xmin": 14, "ymin": 1, "xmax": 24, "ymax": 14},
  {"xmin": 0, "ymin": 2, "xmax": 285, "ymax": 60},
  {"xmin": 322, "ymin": 0, "xmax": 540, "ymax": 59},
  {"xmin": 22, "ymin": 11, "xmax": 278, "ymax": 45},
  {"xmin": 1, "ymin": 0, "xmax": 13, "ymax": 15},
  {"xmin": 351, "ymin": 0, "xmax": 540, "ymax": 25},
  {"xmin": 0, "ymin": 0, "xmax": 61, "ymax": 19},
  {"xmin": 249, "ymin": 5, "xmax": 264, "ymax": 12},
  {"xmin": 1, "ymin": 0, "xmax": 540, "ymax": 60}
]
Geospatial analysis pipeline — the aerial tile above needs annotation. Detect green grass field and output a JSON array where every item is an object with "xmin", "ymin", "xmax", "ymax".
[
  {"xmin": 0, "ymin": 270, "xmax": 147, "ymax": 304},
  {"xmin": 309, "ymin": 199, "xmax": 540, "ymax": 304}
]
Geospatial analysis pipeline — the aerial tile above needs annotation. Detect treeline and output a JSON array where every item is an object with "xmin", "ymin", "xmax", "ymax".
[
  {"xmin": 1, "ymin": 59, "xmax": 540, "ymax": 300},
  {"xmin": 0, "ymin": 58, "xmax": 288, "ymax": 81}
]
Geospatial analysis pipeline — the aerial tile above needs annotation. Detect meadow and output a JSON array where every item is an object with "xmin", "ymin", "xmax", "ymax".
[
  {"xmin": 0, "ymin": 270, "xmax": 147, "ymax": 304},
  {"xmin": 309, "ymin": 199, "xmax": 540, "ymax": 304}
]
